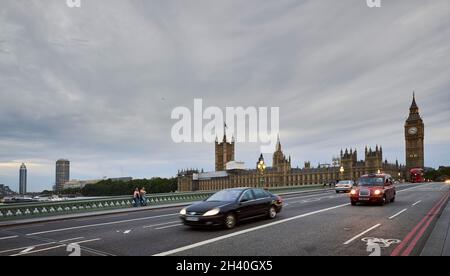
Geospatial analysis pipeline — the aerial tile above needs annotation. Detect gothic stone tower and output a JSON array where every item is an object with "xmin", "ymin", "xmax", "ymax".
[
  {"xmin": 272, "ymin": 136, "xmax": 291, "ymax": 173},
  {"xmin": 341, "ymin": 148, "xmax": 357, "ymax": 180},
  {"xmin": 405, "ymin": 93, "xmax": 425, "ymax": 170},
  {"xmin": 215, "ymin": 133, "xmax": 235, "ymax": 171},
  {"xmin": 365, "ymin": 146, "xmax": 383, "ymax": 174}
]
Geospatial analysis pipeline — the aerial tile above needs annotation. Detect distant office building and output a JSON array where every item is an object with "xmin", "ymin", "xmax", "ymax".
[
  {"xmin": 56, "ymin": 159, "xmax": 70, "ymax": 191},
  {"xmin": 19, "ymin": 163, "xmax": 27, "ymax": 195},
  {"xmin": 0, "ymin": 184, "xmax": 14, "ymax": 197},
  {"xmin": 62, "ymin": 177, "xmax": 133, "ymax": 190}
]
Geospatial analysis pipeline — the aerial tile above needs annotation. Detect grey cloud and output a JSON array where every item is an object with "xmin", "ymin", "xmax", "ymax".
[{"xmin": 0, "ymin": 0, "xmax": 449, "ymax": 191}]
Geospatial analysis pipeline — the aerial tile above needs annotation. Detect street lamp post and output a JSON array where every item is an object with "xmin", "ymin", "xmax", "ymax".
[{"xmin": 257, "ymin": 154, "xmax": 266, "ymax": 188}]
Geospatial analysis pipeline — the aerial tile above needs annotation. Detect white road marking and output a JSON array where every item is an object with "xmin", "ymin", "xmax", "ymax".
[
  {"xmin": 11, "ymin": 245, "xmax": 66, "ymax": 256},
  {"xmin": 283, "ymin": 192, "xmax": 333, "ymax": 201},
  {"xmin": 153, "ymin": 203, "xmax": 350, "ymax": 256},
  {"xmin": 155, "ymin": 224, "xmax": 183, "ymax": 230},
  {"xmin": 26, "ymin": 213, "xmax": 178, "ymax": 236},
  {"xmin": 143, "ymin": 221, "xmax": 181, "ymax": 228},
  {"xmin": 397, "ymin": 184, "xmax": 430, "ymax": 193},
  {"xmin": 59, "ymin": 237, "xmax": 85, "ymax": 243},
  {"xmin": 388, "ymin": 209, "xmax": 408, "ymax": 220},
  {"xmin": 0, "ymin": 242, "xmax": 55, "ymax": 254},
  {"xmin": 343, "ymin": 224, "xmax": 381, "ymax": 245},
  {"xmin": 20, "ymin": 247, "xmax": 35, "ymax": 254},
  {"xmin": 124, "ymin": 230, "xmax": 131, "ymax": 234},
  {"xmin": 0, "ymin": 235, "xmax": 18, "ymax": 240},
  {"xmin": 412, "ymin": 200, "xmax": 422, "ymax": 206},
  {"xmin": 10, "ymin": 238, "xmax": 101, "ymax": 256}
]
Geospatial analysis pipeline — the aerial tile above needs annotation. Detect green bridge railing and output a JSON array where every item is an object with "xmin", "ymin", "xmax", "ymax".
[{"xmin": 0, "ymin": 185, "xmax": 327, "ymax": 221}]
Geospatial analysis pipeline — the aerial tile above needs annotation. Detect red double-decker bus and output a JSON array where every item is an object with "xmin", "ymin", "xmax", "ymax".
[{"xmin": 410, "ymin": 168, "xmax": 425, "ymax": 183}]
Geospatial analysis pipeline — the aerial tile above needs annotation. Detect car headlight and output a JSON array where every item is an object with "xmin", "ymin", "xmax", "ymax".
[
  {"xmin": 203, "ymin": 208, "xmax": 220, "ymax": 217},
  {"xmin": 180, "ymin": 208, "xmax": 187, "ymax": 215},
  {"xmin": 374, "ymin": 190, "xmax": 382, "ymax": 196},
  {"xmin": 350, "ymin": 189, "xmax": 357, "ymax": 195}
]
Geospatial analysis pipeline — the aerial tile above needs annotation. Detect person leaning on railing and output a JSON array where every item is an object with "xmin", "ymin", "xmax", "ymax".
[
  {"xmin": 139, "ymin": 187, "xmax": 147, "ymax": 206},
  {"xmin": 133, "ymin": 188, "xmax": 140, "ymax": 207}
]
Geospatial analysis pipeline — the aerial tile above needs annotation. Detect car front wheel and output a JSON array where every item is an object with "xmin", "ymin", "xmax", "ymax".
[
  {"xmin": 268, "ymin": 206, "xmax": 277, "ymax": 219},
  {"xmin": 224, "ymin": 213, "xmax": 237, "ymax": 229}
]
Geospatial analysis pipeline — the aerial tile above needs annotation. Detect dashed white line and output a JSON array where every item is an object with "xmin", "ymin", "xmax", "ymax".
[
  {"xmin": 389, "ymin": 209, "xmax": 408, "ymax": 220},
  {"xmin": 153, "ymin": 203, "xmax": 350, "ymax": 256},
  {"xmin": 155, "ymin": 224, "xmax": 183, "ymax": 230},
  {"xmin": 25, "ymin": 213, "xmax": 178, "ymax": 236},
  {"xmin": 0, "ymin": 235, "xmax": 18, "ymax": 241},
  {"xmin": 20, "ymin": 247, "xmax": 35, "ymax": 254},
  {"xmin": 343, "ymin": 224, "xmax": 381, "ymax": 245},
  {"xmin": 11, "ymin": 245, "xmax": 66, "ymax": 256},
  {"xmin": 123, "ymin": 230, "xmax": 132, "ymax": 234},
  {"xmin": 412, "ymin": 200, "xmax": 422, "ymax": 206},
  {"xmin": 0, "ymin": 242, "xmax": 55, "ymax": 254},
  {"xmin": 10, "ymin": 238, "xmax": 102, "ymax": 256},
  {"xmin": 59, "ymin": 237, "xmax": 85, "ymax": 243},
  {"xmin": 143, "ymin": 221, "xmax": 180, "ymax": 229}
]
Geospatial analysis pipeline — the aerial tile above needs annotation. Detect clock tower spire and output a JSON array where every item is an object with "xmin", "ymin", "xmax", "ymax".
[{"xmin": 405, "ymin": 92, "xmax": 424, "ymax": 171}]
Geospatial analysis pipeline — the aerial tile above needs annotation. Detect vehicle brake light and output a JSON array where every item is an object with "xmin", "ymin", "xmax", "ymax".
[{"xmin": 277, "ymin": 196, "xmax": 283, "ymax": 204}]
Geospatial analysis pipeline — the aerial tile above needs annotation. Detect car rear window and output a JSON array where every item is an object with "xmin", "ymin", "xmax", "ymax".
[{"xmin": 253, "ymin": 189, "xmax": 270, "ymax": 199}]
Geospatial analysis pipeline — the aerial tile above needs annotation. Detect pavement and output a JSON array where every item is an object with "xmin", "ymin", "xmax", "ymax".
[{"xmin": 0, "ymin": 182, "xmax": 448, "ymax": 256}]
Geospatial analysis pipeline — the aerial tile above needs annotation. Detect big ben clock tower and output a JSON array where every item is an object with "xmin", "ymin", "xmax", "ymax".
[{"xmin": 405, "ymin": 93, "xmax": 424, "ymax": 170}]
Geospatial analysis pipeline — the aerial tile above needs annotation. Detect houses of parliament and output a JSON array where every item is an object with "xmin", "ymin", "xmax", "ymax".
[{"xmin": 178, "ymin": 95, "xmax": 425, "ymax": 192}]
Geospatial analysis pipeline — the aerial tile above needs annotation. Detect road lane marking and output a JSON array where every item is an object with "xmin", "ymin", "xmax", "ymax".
[
  {"xmin": 343, "ymin": 224, "xmax": 381, "ymax": 245},
  {"xmin": 124, "ymin": 230, "xmax": 132, "ymax": 234},
  {"xmin": 0, "ymin": 242, "xmax": 55, "ymax": 254},
  {"xmin": 10, "ymin": 238, "xmax": 102, "ymax": 256},
  {"xmin": 0, "ymin": 235, "xmax": 18, "ymax": 240},
  {"xmin": 412, "ymin": 200, "xmax": 422, "ymax": 206},
  {"xmin": 389, "ymin": 209, "xmax": 408, "ymax": 220},
  {"xmin": 59, "ymin": 237, "xmax": 85, "ymax": 243},
  {"xmin": 25, "ymin": 213, "xmax": 178, "ymax": 236},
  {"xmin": 11, "ymin": 245, "xmax": 66, "ymax": 256},
  {"xmin": 401, "ymin": 192, "xmax": 450, "ymax": 256},
  {"xmin": 391, "ymin": 191, "xmax": 450, "ymax": 256},
  {"xmin": 20, "ymin": 247, "xmax": 35, "ymax": 254},
  {"xmin": 155, "ymin": 224, "xmax": 183, "ymax": 230},
  {"xmin": 143, "ymin": 221, "xmax": 181, "ymax": 228},
  {"xmin": 153, "ymin": 203, "xmax": 350, "ymax": 256},
  {"xmin": 283, "ymin": 191, "xmax": 334, "ymax": 201}
]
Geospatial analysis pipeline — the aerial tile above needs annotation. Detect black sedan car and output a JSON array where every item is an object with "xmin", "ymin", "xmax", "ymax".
[{"xmin": 179, "ymin": 188, "xmax": 283, "ymax": 229}]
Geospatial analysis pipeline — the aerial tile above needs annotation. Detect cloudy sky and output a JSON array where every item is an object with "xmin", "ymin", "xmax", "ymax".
[{"xmin": 0, "ymin": 0, "xmax": 449, "ymax": 192}]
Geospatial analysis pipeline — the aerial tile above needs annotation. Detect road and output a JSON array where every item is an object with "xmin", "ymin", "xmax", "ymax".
[{"xmin": 0, "ymin": 182, "xmax": 448, "ymax": 256}]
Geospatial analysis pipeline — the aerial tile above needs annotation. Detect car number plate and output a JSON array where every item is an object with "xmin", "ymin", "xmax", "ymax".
[
  {"xmin": 359, "ymin": 197, "xmax": 369, "ymax": 201},
  {"xmin": 186, "ymin": 216, "xmax": 199, "ymax": 222}
]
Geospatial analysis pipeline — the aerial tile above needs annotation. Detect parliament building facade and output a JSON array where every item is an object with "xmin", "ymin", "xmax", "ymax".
[{"xmin": 178, "ymin": 96, "xmax": 424, "ymax": 192}]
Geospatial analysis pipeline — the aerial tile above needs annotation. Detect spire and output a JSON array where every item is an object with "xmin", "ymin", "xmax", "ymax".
[
  {"xmin": 410, "ymin": 92, "xmax": 419, "ymax": 113},
  {"xmin": 223, "ymin": 122, "xmax": 227, "ymax": 142},
  {"xmin": 276, "ymin": 134, "xmax": 281, "ymax": 152}
]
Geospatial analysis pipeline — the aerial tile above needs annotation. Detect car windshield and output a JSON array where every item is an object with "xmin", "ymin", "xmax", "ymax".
[
  {"xmin": 206, "ymin": 190, "xmax": 242, "ymax": 202},
  {"xmin": 339, "ymin": 181, "xmax": 351, "ymax": 184},
  {"xmin": 359, "ymin": 177, "xmax": 384, "ymax": 186}
]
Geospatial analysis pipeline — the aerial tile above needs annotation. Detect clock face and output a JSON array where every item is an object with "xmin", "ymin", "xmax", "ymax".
[{"xmin": 408, "ymin": 127, "xmax": 418, "ymax": 135}]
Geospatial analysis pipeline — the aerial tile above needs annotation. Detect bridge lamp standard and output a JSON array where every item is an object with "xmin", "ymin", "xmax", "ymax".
[{"xmin": 257, "ymin": 154, "xmax": 266, "ymax": 188}]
